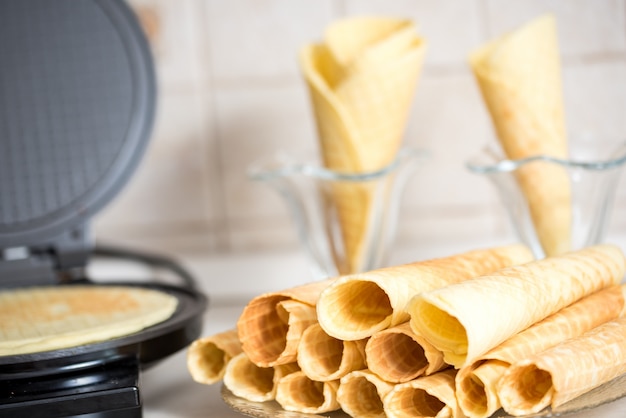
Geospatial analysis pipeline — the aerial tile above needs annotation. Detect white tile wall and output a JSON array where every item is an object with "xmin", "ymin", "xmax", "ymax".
[
  {"xmin": 484, "ymin": 0, "xmax": 626, "ymax": 57},
  {"xmin": 344, "ymin": 0, "xmax": 485, "ymax": 67},
  {"xmin": 204, "ymin": 0, "xmax": 335, "ymax": 81},
  {"xmin": 215, "ymin": 84, "xmax": 318, "ymax": 218},
  {"xmin": 130, "ymin": 0, "xmax": 208, "ymax": 86},
  {"xmin": 94, "ymin": 0, "xmax": 626, "ymax": 263}
]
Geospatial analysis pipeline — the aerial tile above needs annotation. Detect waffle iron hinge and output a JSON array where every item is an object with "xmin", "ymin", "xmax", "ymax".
[{"xmin": 0, "ymin": 225, "xmax": 92, "ymax": 287}]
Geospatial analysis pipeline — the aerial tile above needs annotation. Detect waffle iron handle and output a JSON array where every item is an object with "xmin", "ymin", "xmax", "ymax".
[{"xmin": 0, "ymin": 224, "xmax": 92, "ymax": 288}]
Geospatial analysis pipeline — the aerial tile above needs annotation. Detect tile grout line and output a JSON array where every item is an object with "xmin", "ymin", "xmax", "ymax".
[
  {"xmin": 476, "ymin": 0, "xmax": 492, "ymax": 41},
  {"xmin": 333, "ymin": 0, "xmax": 347, "ymax": 18},
  {"xmin": 196, "ymin": 0, "xmax": 233, "ymax": 253}
]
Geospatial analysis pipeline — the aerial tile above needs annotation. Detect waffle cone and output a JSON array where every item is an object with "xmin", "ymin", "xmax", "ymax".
[
  {"xmin": 223, "ymin": 352, "xmax": 299, "ymax": 403},
  {"xmin": 323, "ymin": 17, "xmax": 414, "ymax": 70},
  {"xmin": 383, "ymin": 369, "xmax": 462, "ymax": 418},
  {"xmin": 409, "ymin": 245, "xmax": 625, "ymax": 369},
  {"xmin": 299, "ymin": 17, "xmax": 426, "ymax": 273},
  {"xmin": 337, "ymin": 369, "xmax": 395, "ymax": 418},
  {"xmin": 498, "ymin": 315, "xmax": 626, "ymax": 415},
  {"xmin": 317, "ymin": 244, "xmax": 533, "ymax": 340},
  {"xmin": 187, "ymin": 328, "xmax": 242, "ymax": 385},
  {"xmin": 275, "ymin": 371, "xmax": 340, "ymax": 414},
  {"xmin": 237, "ymin": 279, "xmax": 334, "ymax": 367},
  {"xmin": 297, "ymin": 323, "xmax": 367, "ymax": 381},
  {"xmin": 455, "ymin": 285, "xmax": 625, "ymax": 418},
  {"xmin": 469, "ymin": 15, "xmax": 570, "ymax": 257},
  {"xmin": 366, "ymin": 321, "xmax": 446, "ymax": 383}
]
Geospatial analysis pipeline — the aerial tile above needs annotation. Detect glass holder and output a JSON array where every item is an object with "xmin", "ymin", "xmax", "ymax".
[
  {"xmin": 468, "ymin": 138, "xmax": 626, "ymax": 259},
  {"xmin": 249, "ymin": 148, "xmax": 427, "ymax": 278}
]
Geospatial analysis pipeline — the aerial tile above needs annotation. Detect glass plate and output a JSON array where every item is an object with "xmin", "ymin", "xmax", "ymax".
[{"xmin": 221, "ymin": 372, "xmax": 626, "ymax": 418}]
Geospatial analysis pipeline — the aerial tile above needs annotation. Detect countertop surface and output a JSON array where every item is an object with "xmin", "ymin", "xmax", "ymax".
[
  {"xmin": 89, "ymin": 244, "xmax": 626, "ymax": 418},
  {"xmin": 142, "ymin": 303, "xmax": 247, "ymax": 418}
]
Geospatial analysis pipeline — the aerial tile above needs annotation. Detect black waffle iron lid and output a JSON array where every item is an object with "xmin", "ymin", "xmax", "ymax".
[{"xmin": 0, "ymin": 0, "xmax": 155, "ymax": 278}]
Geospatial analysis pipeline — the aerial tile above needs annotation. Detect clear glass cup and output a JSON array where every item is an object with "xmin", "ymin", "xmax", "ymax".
[
  {"xmin": 467, "ymin": 137, "xmax": 626, "ymax": 259},
  {"xmin": 249, "ymin": 148, "xmax": 427, "ymax": 278}
]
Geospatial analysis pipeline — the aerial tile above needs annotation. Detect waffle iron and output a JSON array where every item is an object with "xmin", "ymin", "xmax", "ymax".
[{"xmin": 0, "ymin": 1, "xmax": 207, "ymax": 416}]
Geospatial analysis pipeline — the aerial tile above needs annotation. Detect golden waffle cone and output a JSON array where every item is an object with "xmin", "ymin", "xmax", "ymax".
[
  {"xmin": 300, "ymin": 44, "xmax": 361, "ymax": 171},
  {"xmin": 323, "ymin": 17, "xmax": 413, "ymax": 69},
  {"xmin": 303, "ymin": 18, "xmax": 426, "ymax": 168},
  {"xmin": 455, "ymin": 284, "xmax": 625, "ymax": 418},
  {"xmin": 337, "ymin": 369, "xmax": 395, "ymax": 418},
  {"xmin": 300, "ymin": 18, "xmax": 426, "ymax": 274},
  {"xmin": 275, "ymin": 371, "xmax": 340, "ymax": 414},
  {"xmin": 187, "ymin": 328, "xmax": 242, "ymax": 385},
  {"xmin": 366, "ymin": 321, "xmax": 446, "ymax": 383},
  {"xmin": 409, "ymin": 245, "xmax": 626, "ymax": 369},
  {"xmin": 383, "ymin": 369, "xmax": 462, "ymax": 418},
  {"xmin": 300, "ymin": 44, "xmax": 371, "ymax": 274},
  {"xmin": 469, "ymin": 15, "xmax": 570, "ymax": 257},
  {"xmin": 223, "ymin": 352, "xmax": 299, "ymax": 403},
  {"xmin": 333, "ymin": 46, "xmax": 426, "ymax": 170},
  {"xmin": 498, "ymin": 315, "xmax": 626, "ymax": 415},
  {"xmin": 297, "ymin": 323, "xmax": 367, "ymax": 381},
  {"xmin": 237, "ymin": 279, "xmax": 334, "ymax": 367},
  {"xmin": 317, "ymin": 244, "xmax": 533, "ymax": 340}
]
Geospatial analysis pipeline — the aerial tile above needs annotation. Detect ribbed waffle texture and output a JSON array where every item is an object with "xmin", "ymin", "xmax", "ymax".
[
  {"xmin": 300, "ymin": 17, "xmax": 426, "ymax": 273},
  {"xmin": 455, "ymin": 285, "xmax": 625, "ymax": 418},
  {"xmin": 470, "ymin": 15, "xmax": 570, "ymax": 256},
  {"xmin": 317, "ymin": 244, "xmax": 534, "ymax": 340},
  {"xmin": 409, "ymin": 245, "xmax": 625, "ymax": 368},
  {"xmin": 498, "ymin": 316, "xmax": 626, "ymax": 415}
]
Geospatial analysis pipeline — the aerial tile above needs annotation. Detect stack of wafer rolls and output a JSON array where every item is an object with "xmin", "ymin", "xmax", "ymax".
[
  {"xmin": 188, "ymin": 244, "xmax": 626, "ymax": 417},
  {"xmin": 300, "ymin": 16, "xmax": 427, "ymax": 274},
  {"xmin": 455, "ymin": 285, "xmax": 625, "ymax": 417},
  {"xmin": 498, "ymin": 315, "xmax": 626, "ymax": 415},
  {"xmin": 409, "ymin": 245, "xmax": 625, "ymax": 369},
  {"xmin": 470, "ymin": 14, "xmax": 571, "ymax": 257},
  {"xmin": 316, "ymin": 244, "xmax": 534, "ymax": 341}
]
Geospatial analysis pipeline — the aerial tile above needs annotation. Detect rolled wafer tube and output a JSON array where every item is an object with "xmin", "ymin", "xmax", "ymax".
[
  {"xmin": 300, "ymin": 17, "xmax": 427, "ymax": 273},
  {"xmin": 297, "ymin": 323, "xmax": 367, "ymax": 381},
  {"xmin": 237, "ymin": 279, "xmax": 333, "ymax": 367},
  {"xmin": 469, "ymin": 15, "xmax": 570, "ymax": 257},
  {"xmin": 383, "ymin": 369, "xmax": 462, "ymax": 418},
  {"xmin": 317, "ymin": 244, "xmax": 533, "ymax": 340},
  {"xmin": 366, "ymin": 321, "xmax": 446, "ymax": 383},
  {"xmin": 187, "ymin": 328, "xmax": 242, "ymax": 384},
  {"xmin": 455, "ymin": 284, "xmax": 625, "ymax": 418},
  {"xmin": 275, "ymin": 371, "xmax": 340, "ymax": 414},
  {"xmin": 223, "ymin": 352, "xmax": 299, "ymax": 403},
  {"xmin": 337, "ymin": 369, "xmax": 395, "ymax": 418},
  {"xmin": 409, "ymin": 245, "xmax": 625, "ymax": 369},
  {"xmin": 498, "ymin": 315, "xmax": 626, "ymax": 415}
]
